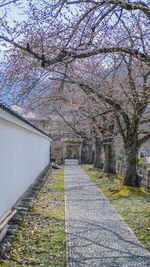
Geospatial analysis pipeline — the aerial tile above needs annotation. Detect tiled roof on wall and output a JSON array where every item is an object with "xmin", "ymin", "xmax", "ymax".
[
  {"xmin": 0, "ymin": 102, "xmax": 52, "ymax": 140},
  {"xmin": 11, "ymin": 104, "xmax": 49, "ymax": 121}
]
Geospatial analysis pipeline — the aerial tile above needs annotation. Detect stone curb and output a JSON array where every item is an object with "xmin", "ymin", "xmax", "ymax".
[{"xmin": 0, "ymin": 163, "xmax": 52, "ymax": 259}]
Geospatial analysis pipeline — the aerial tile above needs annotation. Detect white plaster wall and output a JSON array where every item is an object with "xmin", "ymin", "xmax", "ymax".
[{"xmin": 0, "ymin": 109, "xmax": 51, "ymax": 217}]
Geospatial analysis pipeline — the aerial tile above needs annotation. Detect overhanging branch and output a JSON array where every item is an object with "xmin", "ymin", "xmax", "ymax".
[
  {"xmin": 0, "ymin": 35, "xmax": 150, "ymax": 66},
  {"xmin": 66, "ymin": 0, "xmax": 150, "ymax": 21},
  {"xmin": 139, "ymin": 132, "xmax": 150, "ymax": 147}
]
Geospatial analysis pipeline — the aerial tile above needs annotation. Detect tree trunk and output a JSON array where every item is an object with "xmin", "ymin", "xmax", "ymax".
[
  {"xmin": 86, "ymin": 143, "xmax": 94, "ymax": 164},
  {"xmin": 123, "ymin": 135, "xmax": 139, "ymax": 186},
  {"xmin": 79, "ymin": 140, "xmax": 94, "ymax": 164},
  {"xmin": 79, "ymin": 140, "xmax": 88, "ymax": 164},
  {"xmin": 79, "ymin": 142, "xmax": 85, "ymax": 164},
  {"xmin": 93, "ymin": 140, "xmax": 103, "ymax": 169},
  {"xmin": 104, "ymin": 142, "xmax": 116, "ymax": 174}
]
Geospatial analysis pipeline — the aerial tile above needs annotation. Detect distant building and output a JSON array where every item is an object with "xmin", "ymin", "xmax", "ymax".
[
  {"xmin": 10, "ymin": 104, "xmax": 81, "ymax": 161},
  {"xmin": 11, "ymin": 104, "xmax": 52, "ymax": 133}
]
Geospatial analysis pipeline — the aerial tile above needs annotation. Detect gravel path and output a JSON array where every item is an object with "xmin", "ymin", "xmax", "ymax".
[{"xmin": 65, "ymin": 159, "xmax": 150, "ymax": 267}]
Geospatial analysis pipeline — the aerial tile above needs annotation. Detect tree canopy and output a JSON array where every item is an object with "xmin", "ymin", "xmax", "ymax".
[{"xmin": 0, "ymin": 0, "xmax": 150, "ymax": 186}]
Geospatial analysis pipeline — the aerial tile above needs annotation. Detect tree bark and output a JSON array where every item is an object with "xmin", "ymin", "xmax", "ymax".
[
  {"xmin": 79, "ymin": 140, "xmax": 89, "ymax": 164},
  {"xmin": 93, "ymin": 139, "xmax": 103, "ymax": 169},
  {"xmin": 86, "ymin": 143, "xmax": 94, "ymax": 164},
  {"xmin": 79, "ymin": 140, "xmax": 94, "ymax": 164},
  {"xmin": 104, "ymin": 142, "xmax": 116, "ymax": 174},
  {"xmin": 123, "ymin": 135, "xmax": 139, "ymax": 186},
  {"xmin": 79, "ymin": 141, "xmax": 85, "ymax": 164}
]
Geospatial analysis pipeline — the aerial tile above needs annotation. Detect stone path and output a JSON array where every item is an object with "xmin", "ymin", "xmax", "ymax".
[{"xmin": 64, "ymin": 159, "xmax": 150, "ymax": 267}]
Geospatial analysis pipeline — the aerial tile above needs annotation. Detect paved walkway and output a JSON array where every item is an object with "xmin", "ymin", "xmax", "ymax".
[{"xmin": 64, "ymin": 159, "xmax": 150, "ymax": 267}]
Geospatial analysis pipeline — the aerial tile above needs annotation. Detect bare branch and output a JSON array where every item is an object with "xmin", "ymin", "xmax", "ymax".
[
  {"xmin": 140, "ymin": 119, "xmax": 150, "ymax": 125},
  {"xmin": 1, "ymin": 34, "xmax": 149, "ymax": 66},
  {"xmin": 74, "ymin": 47, "xmax": 150, "ymax": 65},
  {"xmin": 0, "ymin": 0, "xmax": 19, "ymax": 8},
  {"xmin": 115, "ymin": 114, "xmax": 125, "ymax": 140},
  {"xmin": 66, "ymin": 0, "xmax": 150, "ymax": 21},
  {"xmin": 139, "ymin": 132, "xmax": 150, "ymax": 147}
]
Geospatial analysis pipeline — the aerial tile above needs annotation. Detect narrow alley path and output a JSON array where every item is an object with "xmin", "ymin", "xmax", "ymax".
[{"xmin": 65, "ymin": 159, "xmax": 150, "ymax": 267}]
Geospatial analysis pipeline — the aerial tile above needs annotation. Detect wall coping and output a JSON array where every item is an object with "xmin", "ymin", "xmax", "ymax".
[{"xmin": 0, "ymin": 102, "xmax": 53, "ymax": 140}]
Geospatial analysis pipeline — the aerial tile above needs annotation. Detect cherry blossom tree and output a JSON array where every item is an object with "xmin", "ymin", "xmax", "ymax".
[
  {"xmin": 61, "ymin": 54, "xmax": 150, "ymax": 186},
  {"xmin": 0, "ymin": 0, "xmax": 149, "ymax": 186}
]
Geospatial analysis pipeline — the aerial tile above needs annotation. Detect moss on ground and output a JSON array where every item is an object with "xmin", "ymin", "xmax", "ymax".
[
  {"xmin": 0, "ymin": 168, "xmax": 66, "ymax": 267},
  {"xmin": 82, "ymin": 165, "xmax": 150, "ymax": 251}
]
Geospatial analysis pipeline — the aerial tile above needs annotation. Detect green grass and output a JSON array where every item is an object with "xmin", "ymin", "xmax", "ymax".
[
  {"xmin": 82, "ymin": 164, "xmax": 150, "ymax": 251},
  {"xmin": 0, "ymin": 168, "xmax": 66, "ymax": 267}
]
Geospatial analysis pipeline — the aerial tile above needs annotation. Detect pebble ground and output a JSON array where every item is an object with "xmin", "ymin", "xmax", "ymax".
[{"xmin": 65, "ymin": 160, "xmax": 150, "ymax": 267}]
